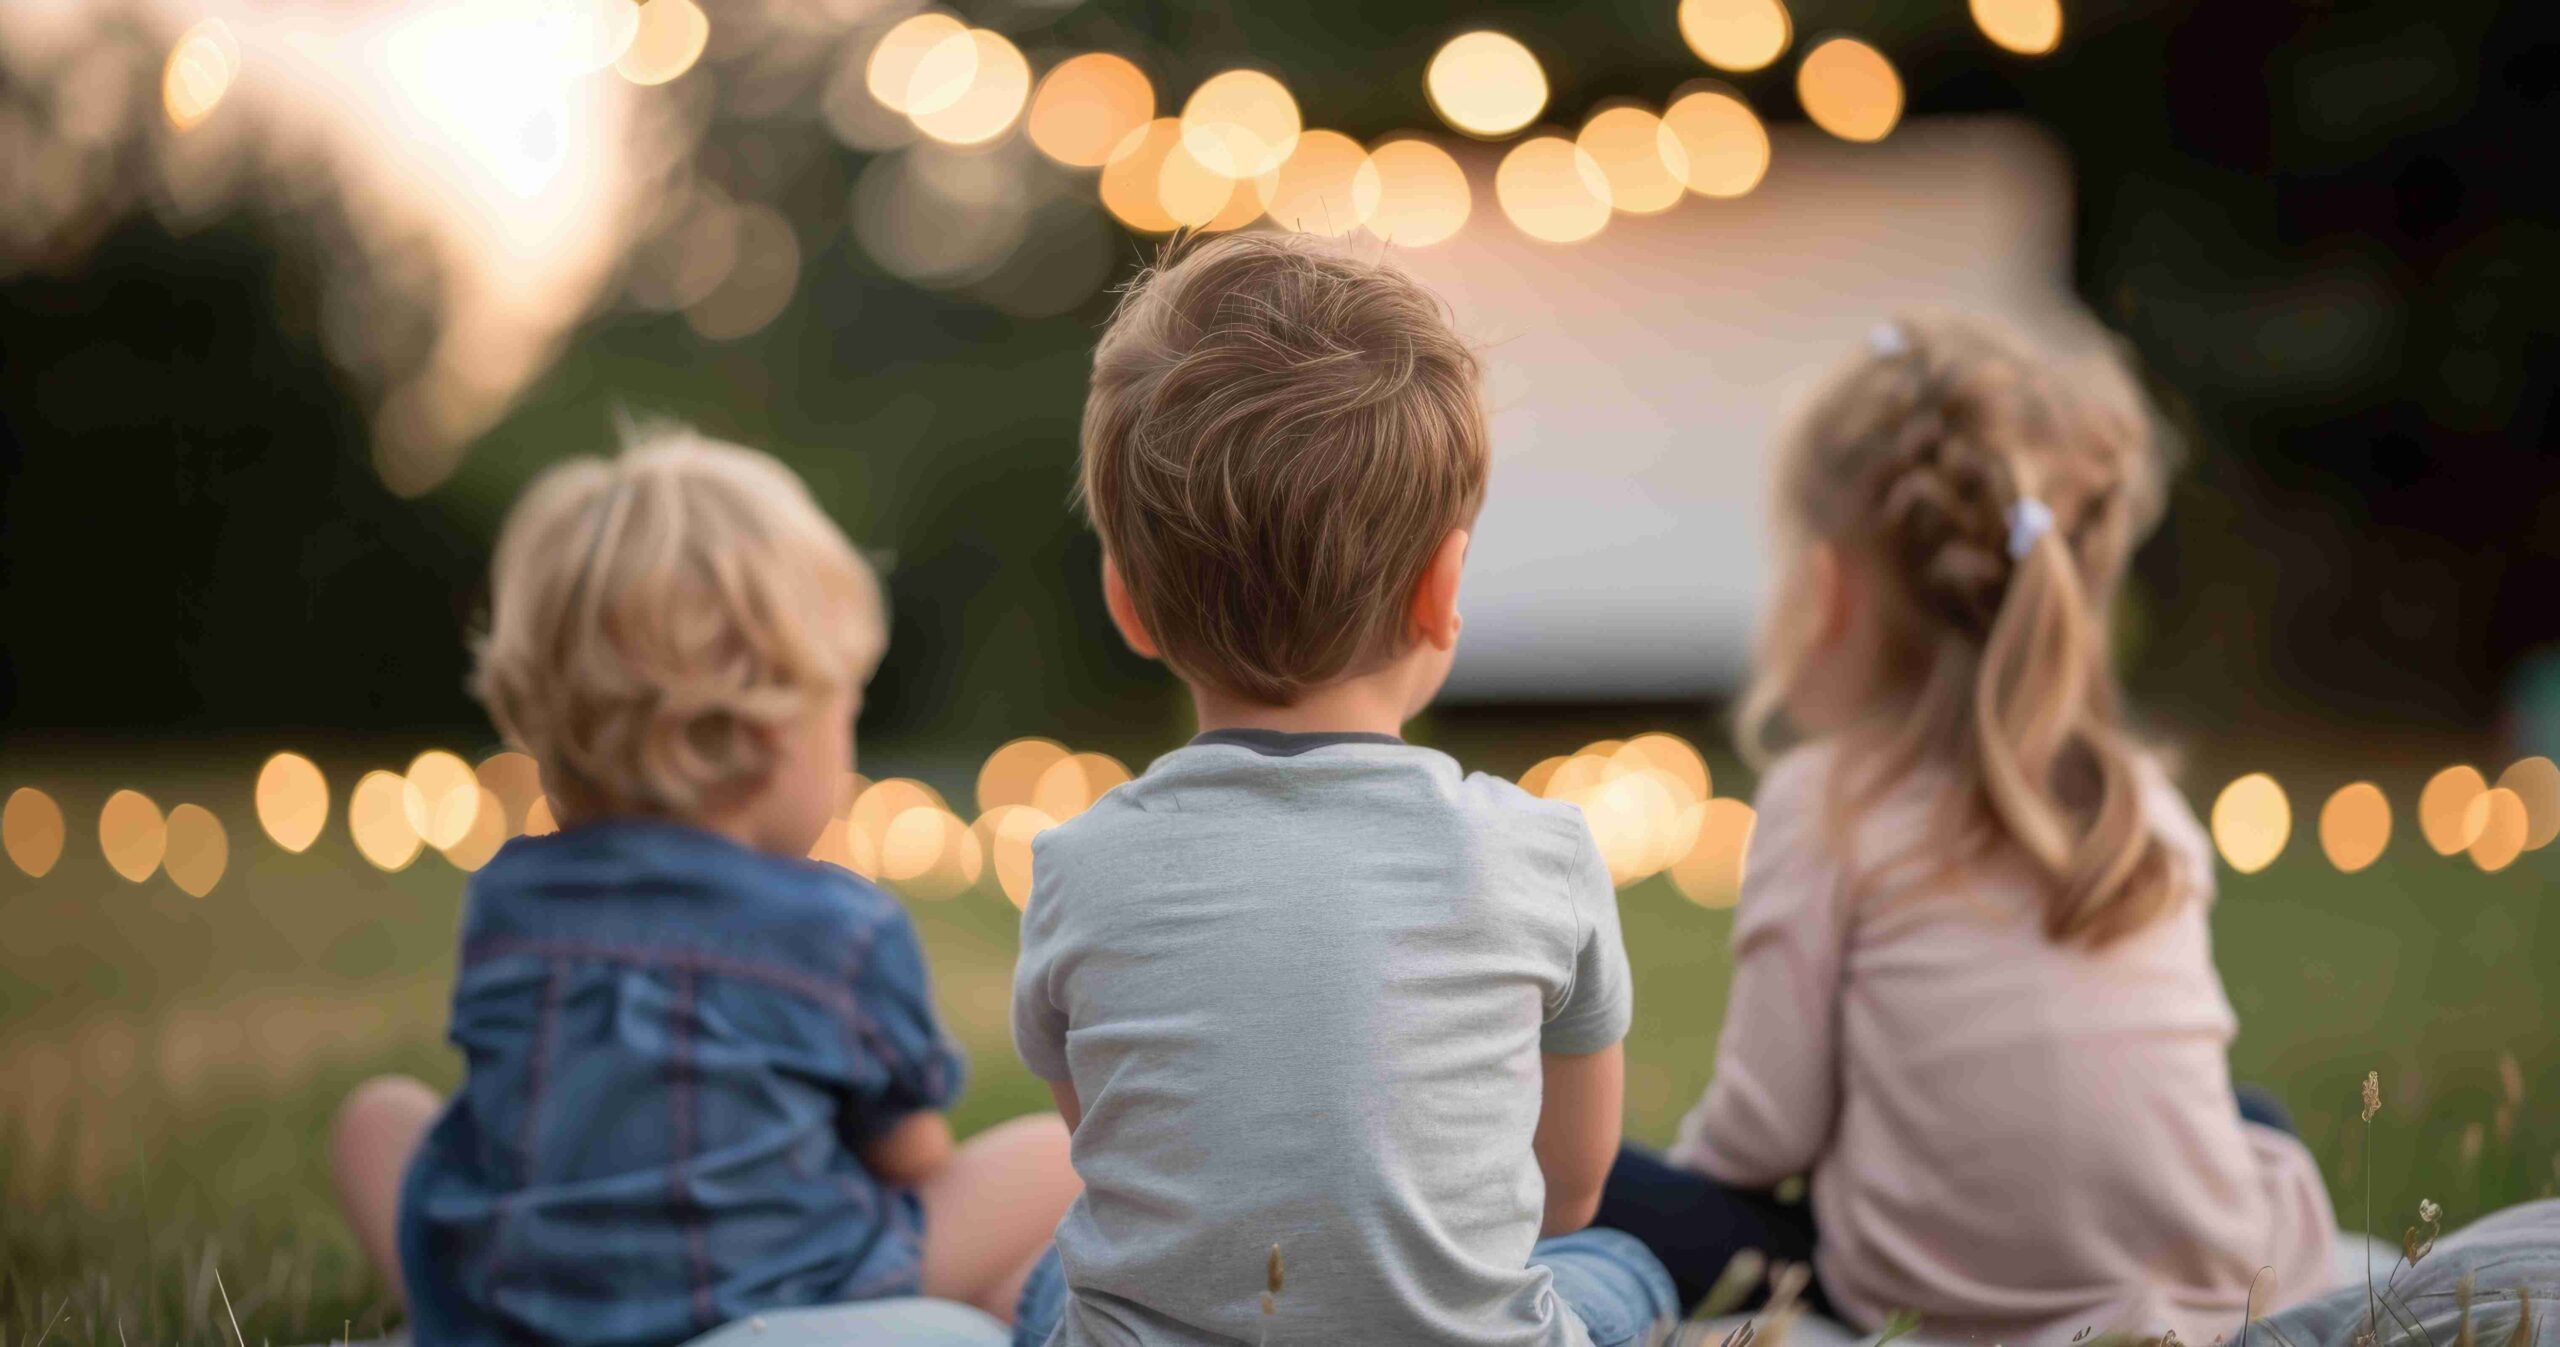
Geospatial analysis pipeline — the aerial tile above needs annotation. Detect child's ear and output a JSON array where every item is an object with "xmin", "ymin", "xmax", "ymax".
[
  {"xmin": 1101, "ymin": 557, "xmax": 1162, "ymax": 660},
  {"xmin": 1408, "ymin": 528, "xmax": 1469, "ymax": 653}
]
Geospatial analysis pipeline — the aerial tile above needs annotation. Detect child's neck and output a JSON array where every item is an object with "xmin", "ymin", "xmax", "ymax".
[{"xmin": 1191, "ymin": 673, "xmax": 1412, "ymax": 739}]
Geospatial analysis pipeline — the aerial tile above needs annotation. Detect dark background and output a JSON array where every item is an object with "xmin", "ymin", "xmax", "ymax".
[{"xmin": 3, "ymin": 0, "xmax": 2551, "ymax": 745}]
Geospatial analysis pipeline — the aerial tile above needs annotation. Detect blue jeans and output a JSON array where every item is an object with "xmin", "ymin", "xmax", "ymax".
[{"xmin": 1010, "ymin": 1228, "xmax": 1678, "ymax": 1346}]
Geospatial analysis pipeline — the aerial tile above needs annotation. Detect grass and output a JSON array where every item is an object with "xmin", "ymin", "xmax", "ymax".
[{"xmin": 2, "ymin": 726, "xmax": 2555, "ymax": 1344}]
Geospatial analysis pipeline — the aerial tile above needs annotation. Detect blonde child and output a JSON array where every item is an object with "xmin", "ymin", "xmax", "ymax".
[
  {"xmin": 329, "ymin": 432, "xmax": 1079, "ymax": 1346},
  {"xmin": 1008, "ymin": 235, "xmax": 1677, "ymax": 1346},
  {"xmin": 1597, "ymin": 316, "xmax": 2336, "ymax": 1342}
]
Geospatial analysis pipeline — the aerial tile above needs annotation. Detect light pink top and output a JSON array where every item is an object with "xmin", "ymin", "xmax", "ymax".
[{"xmin": 1670, "ymin": 742, "xmax": 2336, "ymax": 1344}]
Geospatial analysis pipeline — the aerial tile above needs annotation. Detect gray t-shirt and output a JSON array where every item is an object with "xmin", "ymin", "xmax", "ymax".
[{"xmin": 1012, "ymin": 731, "xmax": 1633, "ymax": 1346}]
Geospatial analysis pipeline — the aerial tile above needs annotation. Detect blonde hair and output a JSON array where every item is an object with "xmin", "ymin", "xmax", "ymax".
[
  {"xmin": 473, "ymin": 428, "xmax": 886, "ymax": 821},
  {"xmin": 1079, "ymin": 233, "xmax": 1488, "ymax": 705},
  {"xmin": 1739, "ymin": 314, "xmax": 2180, "ymax": 946}
]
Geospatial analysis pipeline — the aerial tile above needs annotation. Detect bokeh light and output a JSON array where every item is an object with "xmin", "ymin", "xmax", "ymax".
[
  {"xmin": 849, "ymin": 777, "xmax": 948, "ymax": 878},
  {"xmin": 2493, "ymin": 756, "xmax": 2560, "ymax": 851},
  {"xmin": 1158, "ymin": 134, "xmax": 1260, "ymax": 229},
  {"xmin": 1027, "ymin": 53, "xmax": 1154, "ymax": 168},
  {"xmin": 614, "ymin": 0, "xmax": 709, "ymax": 87},
  {"xmin": 99, "ymin": 789, "xmax": 168, "ymax": 884},
  {"xmin": 255, "ymin": 752, "xmax": 329, "ymax": 854},
  {"xmin": 866, "ymin": 13, "xmax": 969, "ymax": 115},
  {"xmin": 1671, "ymin": 798, "xmax": 1757, "ymax": 907},
  {"xmin": 475, "ymin": 751, "xmax": 545, "ymax": 835},
  {"xmin": 4, "ymin": 787, "xmax": 66, "ymax": 879},
  {"xmin": 402, "ymin": 750, "xmax": 481, "ymax": 852},
  {"xmin": 978, "ymin": 737, "xmax": 1071, "ymax": 815},
  {"xmin": 2317, "ymin": 782, "xmax": 2391, "ymax": 873},
  {"xmin": 523, "ymin": 796, "xmax": 559, "ymax": 837},
  {"xmin": 2468, "ymin": 788, "xmax": 2529, "ymax": 873},
  {"xmin": 1518, "ymin": 755, "xmax": 1569, "ymax": 800},
  {"xmin": 1677, "ymin": 0, "xmax": 1793, "ymax": 73},
  {"xmin": 1530, "ymin": 734, "xmax": 1716, "ymax": 887},
  {"xmin": 1180, "ymin": 69, "xmax": 1301, "ymax": 179},
  {"xmin": 974, "ymin": 804, "xmax": 1056, "ymax": 909},
  {"xmin": 1796, "ymin": 36, "xmax": 1903, "ymax": 143},
  {"xmin": 536, "ymin": 0, "xmax": 643, "ymax": 76},
  {"xmin": 910, "ymin": 29, "xmax": 1030, "ymax": 147},
  {"xmin": 1661, "ymin": 87, "xmax": 1770, "ymax": 198},
  {"xmin": 683, "ymin": 204, "xmax": 800, "ymax": 342},
  {"xmin": 162, "ymin": 804, "xmax": 229, "ymax": 898},
  {"xmin": 1577, "ymin": 107, "xmax": 1686, "ymax": 216},
  {"xmin": 1615, "ymin": 733, "xmax": 1712, "ymax": 804},
  {"xmin": 2210, "ymin": 772, "xmax": 2291, "ymax": 875},
  {"xmin": 442, "ymin": 788, "xmax": 510, "ymax": 872},
  {"xmin": 1363, "ymin": 138, "xmax": 1471, "ymax": 247},
  {"xmin": 350, "ymin": 770, "xmax": 424, "ymax": 872},
  {"xmin": 1098, "ymin": 119, "xmax": 1187, "ymax": 233},
  {"xmin": 1030, "ymin": 752, "xmax": 1132, "ymax": 823},
  {"xmin": 880, "ymin": 806, "xmax": 980, "ymax": 900},
  {"xmin": 1257, "ymin": 130, "xmax": 1380, "ymax": 235},
  {"xmin": 2419, "ymin": 764, "xmax": 2489, "ymax": 855},
  {"xmin": 1426, "ymin": 32, "xmax": 1548, "ymax": 139},
  {"xmin": 162, "ymin": 18, "xmax": 239, "ymax": 132},
  {"xmin": 1970, "ymin": 0, "xmax": 2064, "ymax": 57},
  {"xmin": 1495, "ymin": 136, "xmax": 1613, "ymax": 244}
]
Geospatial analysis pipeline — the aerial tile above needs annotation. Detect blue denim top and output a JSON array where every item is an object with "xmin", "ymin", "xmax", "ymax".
[{"xmin": 398, "ymin": 818, "xmax": 967, "ymax": 1347}]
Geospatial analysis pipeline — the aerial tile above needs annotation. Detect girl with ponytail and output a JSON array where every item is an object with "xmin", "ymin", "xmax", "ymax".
[{"xmin": 1595, "ymin": 315, "xmax": 2337, "ymax": 1343}]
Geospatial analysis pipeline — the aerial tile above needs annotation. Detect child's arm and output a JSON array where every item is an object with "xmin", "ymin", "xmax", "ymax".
[
  {"xmin": 1535, "ymin": 1044, "xmax": 1625, "ymax": 1236},
  {"xmin": 1672, "ymin": 751, "xmax": 1845, "ymax": 1185},
  {"xmin": 860, "ymin": 1110, "xmax": 956, "ymax": 1186}
]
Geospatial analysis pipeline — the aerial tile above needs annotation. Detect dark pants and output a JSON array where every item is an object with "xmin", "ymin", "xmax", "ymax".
[
  {"xmin": 1595, "ymin": 1085, "xmax": 2302, "ymax": 1318},
  {"xmin": 1591, "ymin": 1145, "xmax": 1828, "ymax": 1316}
]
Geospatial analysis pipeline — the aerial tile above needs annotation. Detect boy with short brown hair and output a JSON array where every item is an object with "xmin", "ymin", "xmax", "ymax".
[{"xmin": 1009, "ymin": 236, "xmax": 1675, "ymax": 1346}]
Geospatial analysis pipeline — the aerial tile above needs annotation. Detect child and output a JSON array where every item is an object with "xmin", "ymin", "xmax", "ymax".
[
  {"xmin": 1597, "ymin": 316, "xmax": 2337, "ymax": 1342},
  {"xmin": 329, "ymin": 431, "xmax": 1079, "ymax": 1346},
  {"xmin": 1006, "ymin": 235, "xmax": 1678, "ymax": 1347}
]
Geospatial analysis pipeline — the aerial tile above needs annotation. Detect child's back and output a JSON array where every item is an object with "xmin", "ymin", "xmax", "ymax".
[
  {"xmin": 407, "ymin": 821, "xmax": 957, "ymax": 1345},
  {"xmin": 1019, "ymin": 733, "xmax": 1627, "ymax": 1342},
  {"xmin": 1672, "ymin": 740, "xmax": 2333, "ymax": 1341}
]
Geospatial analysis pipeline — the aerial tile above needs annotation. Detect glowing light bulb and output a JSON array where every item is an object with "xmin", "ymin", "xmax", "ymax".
[
  {"xmin": 1796, "ymin": 36, "xmax": 1902, "ymax": 143},
  {"xmin": 1678, "ymin": 0, "xmax": 1793, "ymax": 73},
  {"xmin": 1495, "ymin": 136, "xmax": 1612, "ymax": 244},
  {"xmin": 1363, "ymin": 138, "xmax": 1471, "ymax": 247},
  {"xmin": 1426, "ymin": 32, "xmax": 1547, "ymax": 139}
]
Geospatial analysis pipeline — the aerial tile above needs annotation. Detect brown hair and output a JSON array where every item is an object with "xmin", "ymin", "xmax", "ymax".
[
  {"xmin": 1739, "ymin": 314, "xmax": 2180, "ymax": 946},
  {"xmin": 1078, "ymin": 234, "xmax": 1488, "ymax": 705},
  {"xmin": 473, "ymin": 428, "xmax": 886, "ymax": 821}
]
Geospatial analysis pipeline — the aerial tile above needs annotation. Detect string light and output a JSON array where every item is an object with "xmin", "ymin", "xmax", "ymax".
[
  {"xmin": 3, "ymin": 787, "xmax": 66, "ymax": 879},
  {"xmin": 1426, "ymin": 32, "xmax": 1547, "ymax": 139},
  {"xmin": 1671, "ymin": 798, "xmax": 1756, "ymax": 907},
  {"xmin": 1796, "ymin": 36, "xmax": 1902, "ymax": 143},
  {"xmin": 99, "ymin": 789, "xmax": 168, "ymax": 884},
  {"xmin": 403, "ymin": 750, "xmax": 481, "ymax": 852},
  {"xmin": 162, "ymin": 18, "xmax": 239, "ymax": 132},
  {"xmin": 1180, "ymin": 69, "xmax": 1300, "ymax": 179},
  {"xmin": 255, "ymin": 752, "xmax": 329, "ymax": 854},
  {"xmin": 163, "ymin": 804, "xmax": 229, "ymax": 898},
  {"xmin": 1495, "ymin": 135, "xmax": 1613, "ymax": 244},
  {"xmin": 1257, "ymin": 129, "xmax": 1380, "ymax": 235},
  {"xmin": 349, "ymin": 770, "xmax": 424, "ymax": 872},
  {"xmin": 442, "ymin": 788, "xmax": 510, "ymax": 871},
  {"xmin": 2318, "ymin": 782, "xmax": 2391, "ymax": 873},
  {"xmin": 2468, "ymin": 788, "xmax": 2529, "ymax": 873},
  {"xmin": 2419, "ymin": 764, "xmax": 2488, "ymax": 855},
  {"xmin": 1027, "ymin": 53, "xmax": 1154, "ymax": 168},
  {"xmin": 614, "ymin": 0, "xmax": 709, "ymax": 86},
  {"xmin": 978, "ymin": 737, "xmax": 1072, "ymax": 815},
  {"xmin": 1158, "ymin": 134, "xmax": 1258, "ymax": 228},
  {"xmin": 910, "ymin": 29, "xmax": 1030, "ymax": 147},
  {"xmin": 1677, "ymin": 0, "xmax": 1793, "ymax": 73},
  {"xmin": 866, "ymin": 13, "xmax": 970, "ymax": 115},
  {"xmin": 475, "ymin": 751, "xmax": 545, "ymax": 835},
  {"xmin": 1098, "ymin": 118, "xmax": 1187, "ymax": 233},
  {"xmin": 1031, "ymin": 752, "xmax": 1132, "ymax": 823},
  {"xmin": 2493, "ymin": 756, "xmax": 2560, "ymax": 851},
  {"xmin": 1661, "ymin": 86, "xmax": 1770, "ymax": 198},
  {"xmin": 2211, "ymin": 772, "xmax": 2291, "ymax": 875},
  {"xmin": 1363, "ymin": 138, "xmax": 1471, "ymax": 246},
  {"xmin": 1970, "ymin": 0, "xmax": 2064, "ymax": 57},
  {"xmin": 1578, "ymin": 106, "xmax": 1687, "ymax": 216}
]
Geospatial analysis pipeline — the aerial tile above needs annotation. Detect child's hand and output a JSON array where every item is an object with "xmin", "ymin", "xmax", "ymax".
[{"xmin": 860, "ymin": 1111, "xmax": 956, "ymax": 1187}]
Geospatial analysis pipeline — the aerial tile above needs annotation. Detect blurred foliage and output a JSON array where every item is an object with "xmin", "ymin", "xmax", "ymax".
[{"xmin": 2, "ymin": 0, "xmax": 2556, "ymax": 744}]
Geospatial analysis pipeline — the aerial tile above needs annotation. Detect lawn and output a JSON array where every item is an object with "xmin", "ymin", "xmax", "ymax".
[{"xmin": 2, "ymin": 720, "xmax": 2553, "ymax": 1345}]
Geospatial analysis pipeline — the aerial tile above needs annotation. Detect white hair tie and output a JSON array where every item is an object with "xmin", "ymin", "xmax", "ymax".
[
  {"xmin": 1866, "ymin": 321, "xmax": 1908, "ymax": 357},
  {"xmin": 2005, "ymin": 496, "xmax": 2055, "ymax": 561}
]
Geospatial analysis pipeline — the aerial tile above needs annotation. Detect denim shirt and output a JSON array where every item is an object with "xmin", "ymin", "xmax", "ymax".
[{"xmin": 398, "ymin": 819, "xmax": 966, "ymax": 1347}]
